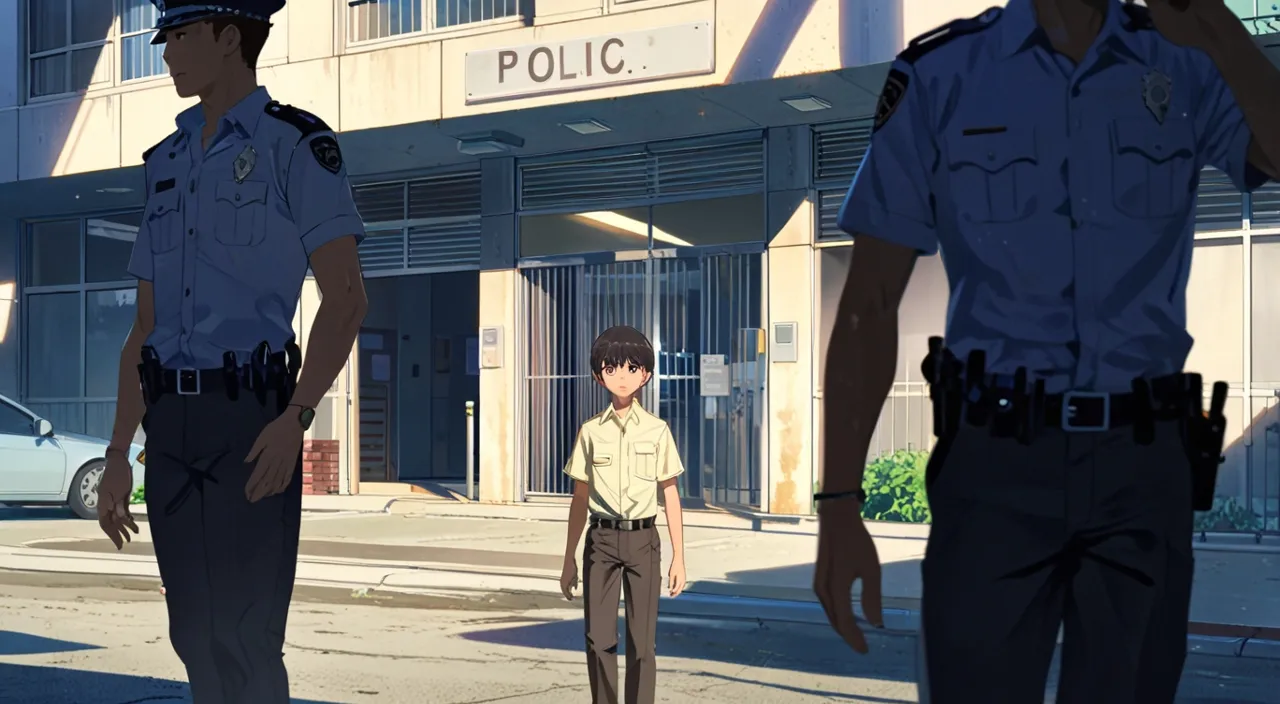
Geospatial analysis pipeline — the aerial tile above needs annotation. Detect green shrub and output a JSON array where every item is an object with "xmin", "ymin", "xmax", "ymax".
[
  {"xmin": 130, "ymin": 484, "xmax": 145, "ymax": 505},
  {"xmin": 861, "ymin": 449, "xmax": 932, "ymax": 524},
  {"xmin": 1194, "ymin": 496, "xmax": 1260, "ymax": 532}
]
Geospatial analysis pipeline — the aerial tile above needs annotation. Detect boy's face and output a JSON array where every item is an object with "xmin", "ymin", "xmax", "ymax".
[
  {"xmin": 595, "ymin": 360, "xmax": 651, "ymax": 400},
  {"xmin": 162, "ymin": 21, "xmax": 235, "ymax": 98}
]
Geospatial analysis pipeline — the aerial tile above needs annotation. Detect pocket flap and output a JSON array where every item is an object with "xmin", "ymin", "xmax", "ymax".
[
  {"xmin": 947, "ymin": 127, "xmax": 1037, "ymax": 173},
  {"xmin": 215, "ymin": 179, "xmax": 268, "ymax": 207},
  {"xmin": 1112, "ymin": 117, "xmax": 1194, "ymax": 163},
  {"xmin": 147, "ymin": 189, "xmax": 180, "ymax": 217},
  {"xmin": 634, "ymin": 442, "xmax": 657, "ymax": 455},
  {"xmin": 592, "ymin": 454, "xmax": 612, "ymax": 465}
]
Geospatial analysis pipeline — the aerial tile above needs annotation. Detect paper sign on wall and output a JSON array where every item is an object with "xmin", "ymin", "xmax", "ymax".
[{"xmin": 700, "ymin": 354, "xmax": 730, "ymax": 397}]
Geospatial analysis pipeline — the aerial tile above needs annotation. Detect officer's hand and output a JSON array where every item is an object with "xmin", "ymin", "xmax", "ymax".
[
  {"xmin": 814, "ymin": 497, "xmax": 883, "ymax": 655},
  {"xmin": 97, "ymin": 451, "xmax": 139, "ymax": 550},
  {"xmin": 244, "ymin": 412, "xmax": 305, "ymax": 503},
  {"xmin": 560, "ymin": 556, "xmax": 579, "ymax": 601}
]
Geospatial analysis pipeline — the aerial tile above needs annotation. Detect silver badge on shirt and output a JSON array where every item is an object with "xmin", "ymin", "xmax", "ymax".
[
  {"xmin": 1142, "ymin": 70, "xmax": 1172, "ymax": 125},
  {"xmin": 233, "ymin": 146, "xmax": 257, "ymax": 184}
]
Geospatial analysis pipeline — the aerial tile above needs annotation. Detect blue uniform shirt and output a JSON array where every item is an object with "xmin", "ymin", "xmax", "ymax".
[
  {"xmin": 127, "ymin": 87, "xmax": 365, "ymax": 369},
  {"xmin": 838, "ymin": 0, "xmax": 1270, "ymax": 393}
]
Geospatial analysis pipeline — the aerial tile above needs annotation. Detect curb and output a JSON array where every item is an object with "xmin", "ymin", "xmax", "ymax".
[{"xmin": 3, "ymin": 545, "xmax": 1275, "ymax": 661}]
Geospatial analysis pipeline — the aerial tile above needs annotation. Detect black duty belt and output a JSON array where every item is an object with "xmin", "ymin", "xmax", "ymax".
[
  {"xmin": 591, "ymin": 516, "xmax": 656, "ymax": 531},
  {"xmin": 1019, "ymin": 388, "xmax": 1186, "ymax": 432},
  {"xmin": 156, "ymin": 367, "xmax": 247, "ymax": 396}
]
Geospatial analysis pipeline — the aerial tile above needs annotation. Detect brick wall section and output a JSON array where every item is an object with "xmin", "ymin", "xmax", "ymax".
[{"xmin": 302, "ymin": 439, "xmax": 340, "ymax": 495}]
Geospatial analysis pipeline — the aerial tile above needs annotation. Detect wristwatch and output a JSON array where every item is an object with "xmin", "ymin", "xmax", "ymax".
[
  {"xmin": 813, "ymin": 488, "xmax": 867, "ymax": 504},
  {"xmin": 294, "ymin": 406, "xmax": 315, "ymax": 431}
]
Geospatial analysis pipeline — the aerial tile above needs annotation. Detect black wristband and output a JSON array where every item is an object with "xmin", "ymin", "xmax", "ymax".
[
  {"xmin": 814, "ymin": 488, "xmax": 867, "ymax": 503},
  {"xmin": 105, "ymin": 446, "xmax": 129, "ymax": 458}
]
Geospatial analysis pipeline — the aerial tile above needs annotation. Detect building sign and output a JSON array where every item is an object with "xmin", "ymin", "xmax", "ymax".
[{"xmin": 465, "ymin": 22, "xmax": 714, "ymax": 104}]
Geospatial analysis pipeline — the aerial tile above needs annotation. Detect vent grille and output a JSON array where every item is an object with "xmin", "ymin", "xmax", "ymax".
[
  {"xmin": 1195, "ymin": 167, "xmax": 1245, "ymax": 231},
  {"xmin": 816, "ymin": 189, "xmax": 851, "ymax": 240},
  {"xmin": 814, "ymin": 120, "xmax": 872, "ymax": 186},
  {"xmin": 352, "ymin": 170, "xmax": 482, "ymax": 274},
  {"xmin": 519, "ymin": 136, "xmax": 764, "ymax": 211}
]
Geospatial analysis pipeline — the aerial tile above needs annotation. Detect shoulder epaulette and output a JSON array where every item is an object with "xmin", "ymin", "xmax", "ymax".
[
  {"xmin": 141, "ymin": 131, "xmax": 177, "ymax": 162},
  {"xmin": 263, "ymin": 101, "xmax": 331, "ymax": 137},
  {"xmin": 898, "ymin": 7, "xmax": 1001, "ymax": 65},
  {"xmin": 1121, "ymin": 3, "xmax": 1155, "ymax": 31}
]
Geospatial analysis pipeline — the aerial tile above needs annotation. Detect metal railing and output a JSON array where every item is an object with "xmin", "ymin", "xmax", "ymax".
[{"xmin": 1245, "ymin": 12, "xmax": 1280, "ymax": 35}]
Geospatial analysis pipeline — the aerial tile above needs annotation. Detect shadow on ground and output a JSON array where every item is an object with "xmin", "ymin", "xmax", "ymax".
[
  {"xmin": 0, "ymin": 631, "xmax": 101, "ymax": 656},
  {"xmin": 0, "ymin": 662, "xmax": 343, "ymax": 704},
  {"xmin": 458, "ymin": 612, "xmax": 918, "ymax": 686}
]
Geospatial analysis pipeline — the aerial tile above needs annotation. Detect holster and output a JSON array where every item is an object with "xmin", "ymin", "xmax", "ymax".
[
  {"xmin": 922, "ymin": 337, "xmax": 962, "ymax": 439},
  {"xmin": 1183, "ymin": 376, "xmax": 1227, "ymax": 512},
  {"xmin": 138, "ymin": 347, "xmax": 163, "ymax": 406}
]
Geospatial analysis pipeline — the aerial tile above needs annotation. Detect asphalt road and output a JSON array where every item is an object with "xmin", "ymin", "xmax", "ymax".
[{"xmin": 0, "ymin": 571, "xmax": 1277, "ymax": 704}]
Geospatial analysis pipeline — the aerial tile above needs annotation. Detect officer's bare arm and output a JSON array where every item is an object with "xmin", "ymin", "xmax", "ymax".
[
  {"xmin": 1201, "ymin": 3, "xmax": 1280, "ymax": 179},
  {"xmin": 108, "ymin": 281, "xmax": 155, "ymax": 452},
  {"xmin": 821, "ymin": 236, "xmax": 917, "ymax": 496},
  {"xmin": 290, "ymin": 236, "xmax": 368, "ymax": 410}
]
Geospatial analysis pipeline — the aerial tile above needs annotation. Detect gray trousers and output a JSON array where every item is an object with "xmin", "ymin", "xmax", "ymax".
[
  {"xmin": 583, "ymin": 523, "xmax": 661, "ymax": 704},
  {"xmin": 921, "ymin": 420, "xmax": 1194, "ymax": 703},
  {"xmin": 143, "ymin": 389, "xmax": 302, "ymax": 704}
]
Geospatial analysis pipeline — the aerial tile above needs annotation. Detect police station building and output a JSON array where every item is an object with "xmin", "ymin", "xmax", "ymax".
[{"xmin": 1, "ymin": 0, "xmax": 1279, "ymax": 526}]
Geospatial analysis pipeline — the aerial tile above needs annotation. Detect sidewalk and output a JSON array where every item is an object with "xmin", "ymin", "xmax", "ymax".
[{"xmin": 1, "ymin": 497, "xmax": 1278, "ymax": 659}]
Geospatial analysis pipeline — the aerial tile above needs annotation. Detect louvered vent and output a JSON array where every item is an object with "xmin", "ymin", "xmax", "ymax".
[
  {"xmin": 1251, "ymin": 180, "xmax": 1280, "ymax": 226},
  {"xmin": 518, "ymin": 136, "xmax": 764, "ymax": 211},
  {"xmin": 352, "ymin": 171, "xmax": 482, "ymax": 274},
  {"xmin": 1195, "ymin": 167, "xmax": 1245, "ymax": 232},
  {"xmin": 816, "ymin": 190, "xmax": 850, "ymax": 240},
  {"xmin": 814, "ymin": 120, "xmax": 872, "ymax": 186}
]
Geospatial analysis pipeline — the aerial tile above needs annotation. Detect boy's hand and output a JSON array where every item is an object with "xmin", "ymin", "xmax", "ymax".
[
  {"xmin": 668, "ymin": 558, "xmax": 686, "ymax": 597},
  {"xmin": 560, "ymin": 556, "xmax": 579, "ymax": 600}
]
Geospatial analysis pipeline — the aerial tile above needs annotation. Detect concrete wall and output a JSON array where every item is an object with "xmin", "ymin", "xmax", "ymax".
[{"xmin": 1, "ymin": 0, "xmax": 926, "ymax": 182}]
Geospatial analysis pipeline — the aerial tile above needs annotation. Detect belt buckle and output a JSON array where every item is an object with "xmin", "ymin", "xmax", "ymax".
[
  {"xmin": 176, "ymin": 368, "xmax": 201, "ymax": 396},
  {"xmin": 1062, "ymin": 391, "xmax": 1109, "ymax": 432}
]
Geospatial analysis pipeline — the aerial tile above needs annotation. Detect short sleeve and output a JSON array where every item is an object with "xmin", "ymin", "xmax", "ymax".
[
  {"xmin": 285, "ymin": 132, "xmax": 367, "ymax": 256},
  {"xmin": 563, "ymin": 427, "xmax": 590, "ymax": 482},
  {"xmin": 1193, "ymin": 52, "xmax": 1270, "ymax": 192},
  {"xmin": 837, "ymin": 59, "xmax": 940, "ymax": 255},
  {"xmin": 655, "ymin": 426, "xmax": 685, "ymax": 482},
  {"xmin": 127, "ymin": 209, "xmax": 154, "ymax": 281}
]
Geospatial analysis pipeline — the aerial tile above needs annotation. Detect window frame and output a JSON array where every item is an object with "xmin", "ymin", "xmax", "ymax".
[
  {"xmin": 342, "ymin": 0, "xmax": 529, "ymax": 49},
  {"xmin": 0, "ymin": 398, "xmax": 39, "ymax": 437},
  {"xmin": 25, "ymin": 0, "xmax": 168, "ymax": 102}
]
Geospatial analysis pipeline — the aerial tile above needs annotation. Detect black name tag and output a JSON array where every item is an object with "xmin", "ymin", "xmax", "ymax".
[
  {"xmin": 155, "ymin": 178, "xmax": 176, "ymax": 193},
  {"xmin": 961, "ymin": 126, "xmax": 1008, "ymax": 136}
]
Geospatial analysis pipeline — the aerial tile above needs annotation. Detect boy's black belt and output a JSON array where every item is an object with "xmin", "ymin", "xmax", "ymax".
[{"xmin": 592, "ymin": 516, "xmax": 656, "ymax": 531}]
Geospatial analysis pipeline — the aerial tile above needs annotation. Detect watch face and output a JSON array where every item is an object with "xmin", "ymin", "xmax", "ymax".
[{"xmin": 298, "ymin": 407, "xmax": 315, "ymax": 430}]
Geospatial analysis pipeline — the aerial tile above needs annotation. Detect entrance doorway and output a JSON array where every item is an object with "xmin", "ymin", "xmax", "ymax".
[
  {"xmin": 521, "ymin": 251, "xmax": 764, "ymax": 508},
  {"xmin": 360, "ymin": 271, "xmax": 480, "ymax": 485}
]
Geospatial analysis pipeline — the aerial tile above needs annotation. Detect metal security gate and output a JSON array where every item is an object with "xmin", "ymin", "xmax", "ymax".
[{"xmin": 521, "ymin": 252, "xmax": 764, "ymax": 506}]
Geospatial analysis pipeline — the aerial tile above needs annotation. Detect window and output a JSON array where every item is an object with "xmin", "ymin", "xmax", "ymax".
[
  {"xmin": 26, "ymin": 0, "xmax": 166, "ymax": 99},
  {"xmin": 23, "ymin": 214, "xmax": 141, "ymax": 438},
  {"xmin": 0, "ymin": 402, "xmax": 35, "ymax": 436},
  {"xmin": 120, "ymin": 0, "xmax": 165, "ymax": 83},
  {"xmin": 347, "ymin": 0, "xmax": 523, "ymax": 43}
]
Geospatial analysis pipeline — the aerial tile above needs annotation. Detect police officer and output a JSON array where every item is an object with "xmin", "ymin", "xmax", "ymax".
[
  {"xmin": 814, "ymin": 0, "xmax": 1280, "ymax": 701},
  {"xmin": 96, "ymin": 1, "xmax": 368, "ymax": 702}
]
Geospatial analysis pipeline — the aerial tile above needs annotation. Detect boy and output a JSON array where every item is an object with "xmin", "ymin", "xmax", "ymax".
[{"xmin": 560, "ymin": 325, "xmax": 688, "ymax": 704}]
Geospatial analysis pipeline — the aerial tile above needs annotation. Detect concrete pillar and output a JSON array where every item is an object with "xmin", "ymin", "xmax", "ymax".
[
  {"xmin": 478, "ymin": 157, "xmax": 520, "ymax": 503},
  {"xmin": 764, "ymin": 125, "xmax": 816, "ymax": 515}
]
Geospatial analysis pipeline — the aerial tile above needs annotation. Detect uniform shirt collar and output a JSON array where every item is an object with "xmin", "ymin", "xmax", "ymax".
[
  {"xmin": 601, "ymin": 402, "xmax": 646, "ymax": 427},
  {"xmin": 998, "ymin": 0, "xmax": 1140, "ymax": 62},
  {"xmin": 175, "ymin": 86, "xmax": 273, "ymax": 140}
]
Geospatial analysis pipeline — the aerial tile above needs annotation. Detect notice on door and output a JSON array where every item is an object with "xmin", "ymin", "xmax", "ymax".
[
  {"xmin": 465, "ymin": 22, "xmax": 714, "ymax": 104},
  {"xmin": 371, "ymin": 354, "xmax": 392, "ymax": 382},
  {"xmin": 700, "ymin": 354, "xmax": 730, "ymax": 397}
]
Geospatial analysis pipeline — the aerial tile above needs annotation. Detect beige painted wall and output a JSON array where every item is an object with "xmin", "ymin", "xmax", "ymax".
[
  {"xmin": 478, "ymin": 269, "xmax": 520, "ymax": 503},
  {"xmin": 7, "ymin": 0, "xmax": 916, "ymax": 181},
  {"xmin": 765, "ymin": 200, "xmax": 816, "ymax": 515}
]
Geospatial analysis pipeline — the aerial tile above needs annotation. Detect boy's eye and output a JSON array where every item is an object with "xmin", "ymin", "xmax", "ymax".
[
  {"xmin": 628, "ymin": 365, "xmax": 639, "ymax": 373},
  {"xmin": 604, "ymin": 366, "xmax": 615, "ymax": 375}
]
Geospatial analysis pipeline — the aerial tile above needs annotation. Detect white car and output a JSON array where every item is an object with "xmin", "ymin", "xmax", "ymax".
[{"xmin": 0, "ymin": 394, "xmax": 145, "ymax": 520}]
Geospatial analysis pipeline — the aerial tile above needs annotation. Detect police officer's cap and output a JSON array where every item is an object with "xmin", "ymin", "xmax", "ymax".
[{"xmin": 149, "ymin": 0, "xmax": 286, "ymax": 45}]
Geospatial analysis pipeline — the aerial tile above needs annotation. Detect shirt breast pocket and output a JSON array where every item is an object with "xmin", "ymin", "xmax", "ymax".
[
  {"xmin": 1110, "ymin": 117, "xmax": 1196, "ymax": 219},
  {"xmin": 214, "ymin": 180, "xmax": 269, "ymax": 246},
  {"xmin": 945, "ymin": 128, "xmax": 1039, "ymax": 224},
  {"xmin": 633, "ymin": 441, "xmax": 658, "ymax": 480},
  {"xmin": 146, "ymin": 189, "xmax": 182, "ymax": 254}
]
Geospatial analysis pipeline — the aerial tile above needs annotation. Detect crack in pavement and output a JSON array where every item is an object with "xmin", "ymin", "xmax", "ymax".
[
  {"xmin": 450, "ymin": 683, "xmax": 583, "ymax": 703},
  {"xmin": 282, "ymin": 641, "xmax": 566, "ymax": 668}
]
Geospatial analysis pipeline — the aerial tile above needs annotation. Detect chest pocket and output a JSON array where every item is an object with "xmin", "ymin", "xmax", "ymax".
[
  {"xmin": 146, "ymin": 188, "xmax": 182, "ymax": 254},
  {"xmin": 945, "ymin": 128, "xmax": 1038, "ymax": 224},
  {"xmin": 214, "ymin": 180, "xmax": 269, "ymax": 246},
  {"xmin": 633, "ymin": 441, "xmax": 658, "ymax": 480},
  {"xmin": 1110, "ymin": 117, "xmax": 1196, "ymax": 219}
]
